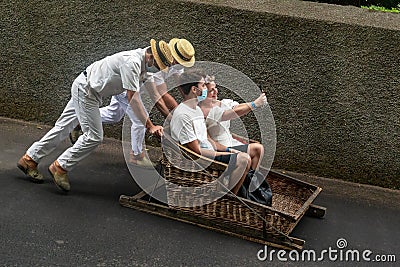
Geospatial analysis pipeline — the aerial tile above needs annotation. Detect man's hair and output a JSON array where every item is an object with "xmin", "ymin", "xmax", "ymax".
[
  {"xmin": 205, "ymin": 75, "xmax": 215, "ymax": 84},
  {"xmin": 179, "ymin": 69, "xmax": 205, "ymax": 95}
]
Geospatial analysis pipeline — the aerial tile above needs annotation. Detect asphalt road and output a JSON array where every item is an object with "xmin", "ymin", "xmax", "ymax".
[{"xmin": 0, "ymin": 117, "xmax": 399, "ymax": 266}]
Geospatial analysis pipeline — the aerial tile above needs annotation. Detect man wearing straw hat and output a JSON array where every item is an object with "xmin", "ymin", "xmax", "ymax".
[
  {"xmin": 17, "ymin": 39, "xmax": 172, "ymax": 192},
  {"xmin": 152, "ymin": 38, "xmax": 196, "ymax": 112},
  {"xmin": 69, "ymin": 38, "xmax": 196, "ymax": 168}
]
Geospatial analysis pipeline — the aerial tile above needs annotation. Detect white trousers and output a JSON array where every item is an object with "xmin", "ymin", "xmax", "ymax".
[
  {"xmin": 99, "ymin": 92, "xmax": 147, "ymax": 156},
  {"xmin": 27, "ymin": 73, "xmax": 103, "ymax": 171}
]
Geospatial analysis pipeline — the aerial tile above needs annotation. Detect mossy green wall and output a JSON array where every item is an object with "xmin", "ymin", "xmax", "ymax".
[{"xmin": 1, "ymin": 0, "xmax": 399, "ymax": 188}]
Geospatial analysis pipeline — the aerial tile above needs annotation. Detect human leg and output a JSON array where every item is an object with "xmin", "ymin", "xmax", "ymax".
[
  {"xmin": 229, "ymin": 152, "xmax": 251, "ymax": 195},
  {"xmin": 230, "ymin": 143, "xmax": 264, "ymax": 170},
  {"xmin": 19, "ymin": 97, "xmax": 79, "ymax": 181},
  {"xmin": 70, "ymin": 93, "xmax": 128, "ymax": 144},
  {"xmin": 50, "ymin": 78, "xmax": 103, "ymax": 191},
  {"xmin": 214, "ymin": 152, "xmax": 251, "ymax": 195},
  {"xmin": 100, "ymin": 93, "xmax": 128, "ymax": 124},
  {"xmin": 57, "ymin": 86, "xmax": 103, "ymax": 171},
  {"xmin": 26, "ymin": 98, "xmax": 79, "ymax": 163},
  {"xmin": 125, "ymin": 95, "xmax": 153, "ymax": 168},
  {"xmin": 247, "ymin": 143, "xmax": 264, "ymax": 170}
]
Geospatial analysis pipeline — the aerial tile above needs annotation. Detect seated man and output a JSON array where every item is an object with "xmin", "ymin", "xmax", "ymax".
[
  {"xmin": 199, "ymin": 74, "xmax": 267, "ymax": 170},
  {"xmin": 170, "ymin": 70, "xmax": 251, "ymax": 195}
]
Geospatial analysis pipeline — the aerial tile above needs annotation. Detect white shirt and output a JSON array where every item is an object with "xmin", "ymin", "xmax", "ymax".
[
  {"xmin": 206, "ymin": 99, "xmax": 243, "ymax": 147},
  {"xmin": 153, "ymin": 65, "xmax": 184, "ymax": 86},
  {"xmin": 85, "ymin": 48, "xmax": 148, "ymax": 97},
  {"xmin": 170, "ymin": 103, "xmax": 214, "ymax": 150},
  {"xmin": 116, "ymin": 63, "xmax": 182, "ymax": 99}
]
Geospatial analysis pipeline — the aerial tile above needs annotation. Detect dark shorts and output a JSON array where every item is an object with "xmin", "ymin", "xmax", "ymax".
[
  {"xmin": 229, "ymin": 144, "xmax": 249, "ymax": 153},
  {"xmin": 214, "ymin": 144, "xmax": 249, "ymax": 173},
  {"xmin": 214, "ymin": 153, "xmax": 238, "ymax": 173}
]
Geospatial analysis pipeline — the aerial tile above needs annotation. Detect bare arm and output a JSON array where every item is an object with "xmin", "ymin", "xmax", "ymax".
[
  {"xmin": 185, "ymin": 139, "xmax": 231, "ymax": 158},
  {"xmin": 220, "ymin": 102, "xmax": 253, "ymax": 121},
  {"xmin": 220, "ymin": 93, "xmax": 267, "ymax": 121},
  {"xmin": 143, "ymin": 82, "xmax": 170, "ymax": 118},
  {"xmin": 207, "ymin": 134, "xmax": 229, "ymax": 152},
  {"xmin": 158, "ymin": 82, "xmax": 178, "ymax": 113}
]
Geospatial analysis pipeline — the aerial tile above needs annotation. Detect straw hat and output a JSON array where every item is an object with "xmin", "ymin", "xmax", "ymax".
[
  {"xmin": 150, "ymin": 39, "xmax": 174, "ymax": 71},
  {"xmin": 169, "ymin": 38, "xmax": 195, "ymax": 67}
]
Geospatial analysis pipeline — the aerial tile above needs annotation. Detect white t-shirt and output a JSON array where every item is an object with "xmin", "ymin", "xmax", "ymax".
[
  {"xmin": 85, "ymin": 48, "xmax": 148, "ymax": 97},
  {"xmin": 153, "ymin": 65, "xmax": 184, "ymax": 86},
  {"xmin": 206, "ymin": 99, "xmax": 243, "ymax": 147},
  {"xmin": 113, "ymin": 63, "xmax": 183, "ymax": 102},
  {"xmin": 170, "ymin": 103, "xmax": 214, "ymax": 150}
]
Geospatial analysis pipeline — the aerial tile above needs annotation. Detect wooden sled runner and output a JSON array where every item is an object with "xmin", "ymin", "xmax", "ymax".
[{"xmin": 120, "ymin": 137, "xmax": 326, "ymax": 250}]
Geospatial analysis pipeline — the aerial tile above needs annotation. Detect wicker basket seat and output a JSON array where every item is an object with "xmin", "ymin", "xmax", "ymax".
[{"xmin": 120, "ymin": 135, "xmax": 325, "ymax": 250}]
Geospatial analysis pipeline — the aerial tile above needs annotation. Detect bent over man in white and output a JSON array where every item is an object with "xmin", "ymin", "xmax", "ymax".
[{"xmin": 17, "ymin": 39, "xmax": 172, "ymax": 192}]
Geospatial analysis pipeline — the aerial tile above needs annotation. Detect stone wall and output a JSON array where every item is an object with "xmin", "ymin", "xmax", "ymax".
[{"xmin": 1, "ymin": 0, "xmax": 399, "ymax": 188}]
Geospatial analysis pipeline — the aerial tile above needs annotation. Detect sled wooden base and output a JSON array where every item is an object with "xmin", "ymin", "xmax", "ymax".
[
  {"xmin": 306, "ymin": 204, "xmax": 326, "ymax": 218},
  {"xmin": 122, "ymin": 134, "xmax": 326, "ymax": 250},
  {"xmin": 119, "ymin": 188, "xmax": 325, "ymax": 250},
  {"xmin": 119, "ymin": 193, "xmax": 302, "ymax": 250}
]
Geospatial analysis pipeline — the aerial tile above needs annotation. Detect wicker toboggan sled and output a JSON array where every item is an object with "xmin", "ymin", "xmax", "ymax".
[{"xmin": 119, "ymin": 135, "xmax": 326, "ymax": 250}]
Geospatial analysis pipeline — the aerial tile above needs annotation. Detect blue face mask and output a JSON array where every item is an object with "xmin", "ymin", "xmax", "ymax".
[
  {"xmin": 197, "ymin": 88, "xmax": 208, "ymax": 102},
  {"xmin": 146, "ymin": 62, "xmax": 159, "ymax": 73}
]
